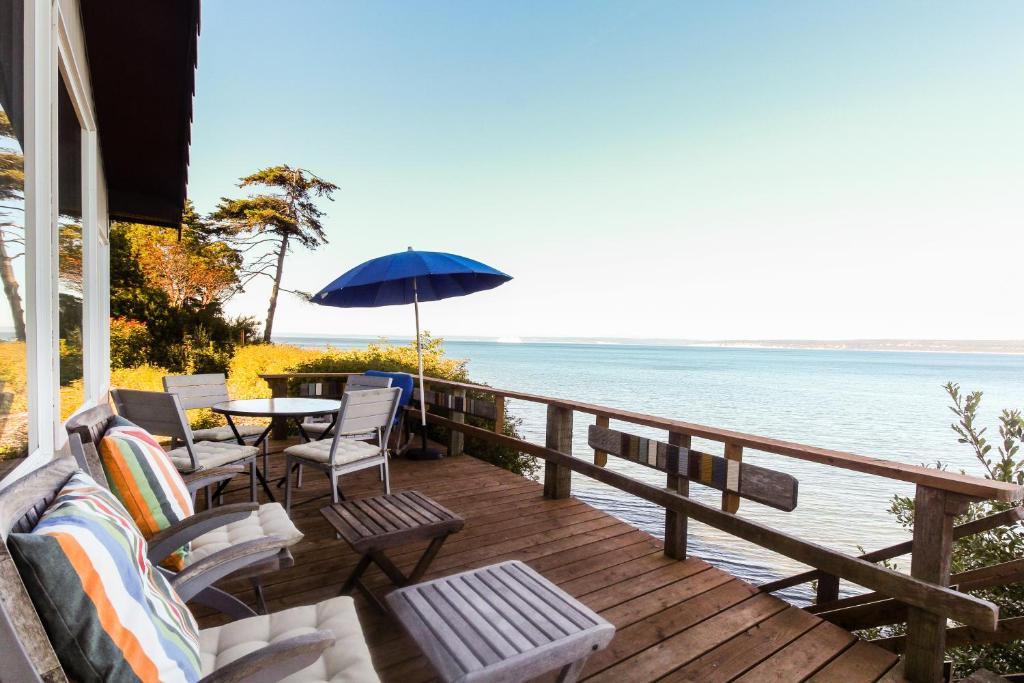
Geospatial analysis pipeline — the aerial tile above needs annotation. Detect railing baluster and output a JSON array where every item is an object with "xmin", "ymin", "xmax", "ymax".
[
  {"xmin": 448, "ymin": 388, "xmax": 465, "ymax": 456},
  {"xmin": 665, "ymin": 431, "xmax": 690, "ymax": 560},
  {"xmin": 543, "ymin": 404, "xmax": 572, "ymax": 499},
  {"xmin": 594, "ymin": 415, "xmax": 609, "ymax": 467},
  {"xmin": 723, "ymin": 442, "xmax": 742, "ymax": 513},
  {"xmin": 493, "ymin": 395, "xmax": 505, "ymax": 434}
]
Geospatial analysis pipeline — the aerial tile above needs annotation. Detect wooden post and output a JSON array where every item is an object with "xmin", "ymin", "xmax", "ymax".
[
  {"xmin": 266, "ymin": 376, "xmax": 290, "ymax": 440},
  {"xmin": 816, "ymin": 574, "xmax": 840, "ymax": 605},
  {"xmin": 723, "ymin": 442, "xmax": 742, "ymax": 513},
  {"xmin": 904, "ymin": 485, "xmax": 968, "ymax": 682},
  {"xmin": 493, "ymin": 395, "xmax": 505, "ymax": 434},
  {"xmin": 543, "ymin": 404, "xmax": 572, "ymax": 499},
  {"xmin": 664, "ymin": 431, "xmax": 690, "ymax": 560},
  {"xmin": 448, "ymin": 389, "xmax": 465, "ymax": 457},
  {"xmin": 594, "ymin": 415, "xmax": 609, "ymax": 467}
]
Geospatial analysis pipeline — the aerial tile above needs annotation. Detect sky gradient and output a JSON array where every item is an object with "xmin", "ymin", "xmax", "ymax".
[{"xmin": 183, "ymin": 1, "xmax": 1024, "ymax": 341}]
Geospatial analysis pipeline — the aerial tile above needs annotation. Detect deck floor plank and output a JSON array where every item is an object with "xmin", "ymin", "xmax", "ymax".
[{"xmin": 198, "ymin": 439, "xmax": 904, "ymax": 682}]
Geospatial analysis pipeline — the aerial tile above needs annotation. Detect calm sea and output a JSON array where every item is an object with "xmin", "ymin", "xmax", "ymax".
[{"xmin": 279, "ymin": 335, "xmax": 1024, "ymax": 601}]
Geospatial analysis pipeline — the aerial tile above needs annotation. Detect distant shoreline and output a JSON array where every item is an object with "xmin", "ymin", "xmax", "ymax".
[
  {"xmin": 269, "ymin": 334, "xmax": 1024, "ymax": 356},
  {"xmin": 5, "ymin": 328, "xmax": 1021, "ymax": 355}
]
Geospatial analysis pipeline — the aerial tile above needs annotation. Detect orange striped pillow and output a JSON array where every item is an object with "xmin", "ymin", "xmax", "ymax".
[{"xmin": 99, "ymin": 417, "xmax": 194, "ymax": 570}]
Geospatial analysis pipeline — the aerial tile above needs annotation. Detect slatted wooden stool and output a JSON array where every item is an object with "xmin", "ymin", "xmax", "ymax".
[
  {"xmin": 321, "ymin": 490, "xmax": 464, "ymax": 611},
  {"xmin": 387, "ymin": 560, "xmax": 615, "ymax": 683}
]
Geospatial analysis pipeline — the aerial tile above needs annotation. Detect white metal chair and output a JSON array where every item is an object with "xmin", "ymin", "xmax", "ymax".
[
  {"xmin": 111, "ymin": 388, "xmax": 261, "ymax": 503},
  {"xmin": 300, "ymin": 374, "xmax": 393, "ymax": 439},
  {"xmin": 284, "ymin": 387, "xmax": 401, "ymax": 513}
]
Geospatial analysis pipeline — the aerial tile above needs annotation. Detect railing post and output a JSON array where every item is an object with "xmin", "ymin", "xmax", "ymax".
[
  {"xmin": 448, "ymin": 388, "xmax": 465, "ymax": 456},
  {"xmin": 266, "ymin": 376, "xmax": 289, "ymax": 440},
  {"xmin": 543, "ymin": 404, "xmax": 572, "ymax": 499},
  {"xmin": 665, "ymin": 431, "xmax": 690, "ymax": 559},
  {"xmin": 904, "ymin": 485, "xmax": 968, "ymax": 682},
  {"xmin": 594, "ymin": 415, "xmax": 609, "ymax": 467}
]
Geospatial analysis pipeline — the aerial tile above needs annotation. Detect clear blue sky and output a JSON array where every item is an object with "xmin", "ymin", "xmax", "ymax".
[{"xmin": 185, "ymin": 1, "xmax": 1024, "ymax": 340}]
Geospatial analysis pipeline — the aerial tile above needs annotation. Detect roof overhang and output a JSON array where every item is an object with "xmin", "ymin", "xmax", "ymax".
[{"xmin": 79, "ymin": 0, "xmax": 200, "ymax": 228}]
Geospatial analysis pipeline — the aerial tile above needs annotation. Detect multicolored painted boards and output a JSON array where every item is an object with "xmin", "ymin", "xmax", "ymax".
[{"xmin": 588, "ymin": 425, "xmax": 798, "ymax": 512}]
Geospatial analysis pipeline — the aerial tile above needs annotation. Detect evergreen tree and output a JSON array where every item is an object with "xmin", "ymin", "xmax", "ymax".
[{"xmin": 210, "ymin": 165, "xmax": 338, "ymax": 342}]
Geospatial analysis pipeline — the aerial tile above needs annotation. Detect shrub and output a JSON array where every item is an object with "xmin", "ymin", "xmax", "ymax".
[
  {"xmin": 290, "ymin": 334, "xmax": 469, "ymax": 383},
  {"xmin": 288, "ymin": 335, "xmax": 536, "ymax": 477},
  {"xmin": 0, "ymin": 341, "xmax": 28, "ymax": 459},
  {"xmin": 109, "ymin": 317, "xmax": 152, "ymax": 369},
  {"xmin": 226, "ymin": 343, "xmax": 323, "ymax": 399}
]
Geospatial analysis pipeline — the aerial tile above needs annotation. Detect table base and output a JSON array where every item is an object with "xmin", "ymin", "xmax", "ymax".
[{"xmin": 339, "ymin": 534, "xmax": 451, "ymax": 612}]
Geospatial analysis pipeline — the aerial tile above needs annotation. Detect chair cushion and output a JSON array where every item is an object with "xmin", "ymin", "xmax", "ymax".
[
  {"xmin": 192, "ymin": 423, "xmax": 265, "ymax": 443},
  {"xmin": 99, "ymin": 415, "xmax": 194, "ymax": 571},
  {"xmin": 168, "ymin": 441, "xmax": 259, "ymax": 472},
  {"xmin": 301, "ymin": 421, "xmax": 374, "ymax": 441},
  {"xmin": 8, "ymin": 471, "xmax": 202, "ymax": 683},
  {"xmin": 199, "ymin": 596, "xmax": 377, "ymax": 682},
  {"xmin": 301, "ymin": 420, "xmax": 333, "ymax": 435},
  {"xmin": 284, "ymin": 439, "xmax": 380, "ymax": 467},
  {"xmin": 188, "ymin": 503, "xmax": 303, "ymax": 565}
]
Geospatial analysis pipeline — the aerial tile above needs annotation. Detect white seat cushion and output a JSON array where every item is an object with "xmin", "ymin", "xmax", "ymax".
[
  {"xmin": 192, "ymin": 423, "xmax": 265, "ymax": 443},
  {"xmin": 199, "ymin": 596, "xmax": 378, "ymax": 682},
  {"xmin": 187, "ymin": 502, "xmax": 304, "ymax": 565},
  {"xmin": 168, "ymin": 441, "xmax": 259, "ymax": 472},
  {"xmin": 284, "ymin": 439, "xmax": 380, "ymax": 468}
]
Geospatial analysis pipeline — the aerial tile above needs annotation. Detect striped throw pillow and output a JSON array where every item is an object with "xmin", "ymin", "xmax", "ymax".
[
  {"xmin": 8, "ymin": 471, "xmax": 201, "ymax": 683},
  {"xmin": 99, "ymin": 416, "xmax": 194, "ymax": 570}
]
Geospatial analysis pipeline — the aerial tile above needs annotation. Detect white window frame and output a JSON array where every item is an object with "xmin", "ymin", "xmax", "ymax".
[{"xmin": 5, "ymin": 0, "xmax": 108, "ymax": 484}]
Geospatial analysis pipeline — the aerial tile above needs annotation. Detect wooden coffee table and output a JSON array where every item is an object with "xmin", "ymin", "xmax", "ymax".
[{"xmin": 321, "ymin": 490, "xmax": 465, "ymax": 610}]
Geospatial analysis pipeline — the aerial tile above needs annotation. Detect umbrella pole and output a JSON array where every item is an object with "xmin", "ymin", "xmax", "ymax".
[{"xmin": 408, "ymin": 276, "xmax": 442, "ymax": 459}]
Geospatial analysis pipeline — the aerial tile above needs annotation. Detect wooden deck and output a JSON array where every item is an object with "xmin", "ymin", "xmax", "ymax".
[{"xmin": 205, "ymin": 441, "xmax": 903, "ymax": 682}]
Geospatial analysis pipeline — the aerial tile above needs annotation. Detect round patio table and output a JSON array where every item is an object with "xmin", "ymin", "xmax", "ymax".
[{"xmin": 212, "ymin": 398, "xmax": 341, "ymax": 502}]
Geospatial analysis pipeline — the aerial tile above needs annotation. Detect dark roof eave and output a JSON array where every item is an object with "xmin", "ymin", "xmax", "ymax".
[{"xmin": 79, "ymin": 0, "xmax": 200, "ymax": 228}]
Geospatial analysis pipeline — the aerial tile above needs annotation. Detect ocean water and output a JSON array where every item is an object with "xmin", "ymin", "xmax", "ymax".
[{"xmin": 277, "ymin": 335, "xmax": 1024, "ymax": 601}]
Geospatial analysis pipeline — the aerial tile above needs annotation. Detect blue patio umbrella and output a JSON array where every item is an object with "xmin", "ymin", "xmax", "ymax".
[{"xmin": 312, "ymin": 248, "xmax": 512, "ymax": 457}]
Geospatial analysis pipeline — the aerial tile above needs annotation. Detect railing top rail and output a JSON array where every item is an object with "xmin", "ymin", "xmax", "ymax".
[{"xmin": 259, "ymin": 372, "xmax": 1024, "ymax": 501}]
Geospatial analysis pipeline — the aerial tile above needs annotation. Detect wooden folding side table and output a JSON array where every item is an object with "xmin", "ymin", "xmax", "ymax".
[{"xmin": 321, "ymin": 490, "xmax": 464, "ymax": 611}]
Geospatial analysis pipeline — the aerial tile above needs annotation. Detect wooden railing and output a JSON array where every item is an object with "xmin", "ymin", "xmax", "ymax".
[{"xmin": 261, "ymin": 371, "xmax": 1024, "ymax": 682}]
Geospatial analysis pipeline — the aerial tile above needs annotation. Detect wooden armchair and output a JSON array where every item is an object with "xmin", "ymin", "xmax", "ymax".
[
  {"xmin": 0, "ymin": 456, "xmax": 378, "ymax": 683},
  {"xmin": 66, "ymin": 405, "xmax": 302, "ymax": 615}
]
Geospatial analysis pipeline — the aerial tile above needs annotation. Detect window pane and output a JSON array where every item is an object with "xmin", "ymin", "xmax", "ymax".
[
  {"xmin": 0, "ymin": 0, "xmax": 26, "ymax": 459},
  {"xmin": 58, "ymin": 77, "xmax": 83, "ymax": 419}
]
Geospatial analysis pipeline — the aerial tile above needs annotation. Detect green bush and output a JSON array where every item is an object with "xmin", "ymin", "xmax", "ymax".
[
  {"xmin": 282, "ymin": 335, "xmax": 532, "ymax": 475},
  {"xmin": 226, "ymin": 343, "xmax": 323, "ymax": 399},
  {"xmin": 110, "ymin": 317, "xmax": 152, "ymax": 370},
  {"xmin": 289, "ymin": 334, "xmax": 469, "ymax": 383},
  {"xmin": 288, "ymin": 335, "xmax": 537, "ymax": 477}
]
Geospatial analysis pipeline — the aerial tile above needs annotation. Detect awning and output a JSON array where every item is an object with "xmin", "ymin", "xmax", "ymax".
[{"xmin": 80, "ymin": 0, "xmax": 200, "ymax": 228}]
